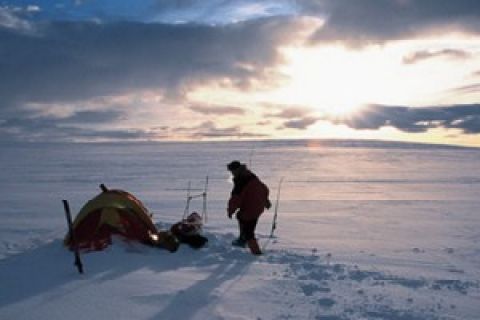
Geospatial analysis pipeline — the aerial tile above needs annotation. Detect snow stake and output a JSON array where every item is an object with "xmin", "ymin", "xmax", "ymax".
[
  {"xmin": 269, "ymin": 177, "xmax": 284, "ymax": 238},
  {"xmin": 62, "ymin": 200, "xmax": 84, "ymax": 274}
]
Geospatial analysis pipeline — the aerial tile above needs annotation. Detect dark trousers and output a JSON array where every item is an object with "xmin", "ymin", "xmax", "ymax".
[{"xmin": 237, "ymin": 216, "xmax": 259, "ymax": 241}]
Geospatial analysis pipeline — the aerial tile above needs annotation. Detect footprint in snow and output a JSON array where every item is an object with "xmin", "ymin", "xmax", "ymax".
[
  {"xmin": 317, "ymin": 297, "xmax": 336, "ymax": 308},
  {"xmin": 444, "ymin": 247, "xmax": 455, "ymax": 254},
  {"xmin": 300, "ymin": 283, "xmax": 332, "ymax": 296}
]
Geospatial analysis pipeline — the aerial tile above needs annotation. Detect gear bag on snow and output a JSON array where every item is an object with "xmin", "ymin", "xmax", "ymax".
[{"xmin": 170, "ymin": 212, "xmax": 208, "ymax": 249}]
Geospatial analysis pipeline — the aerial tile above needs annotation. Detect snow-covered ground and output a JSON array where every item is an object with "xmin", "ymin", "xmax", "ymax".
[{"xmin": 1, "ymin": 140, "xmax": 479, "ymax": 320}]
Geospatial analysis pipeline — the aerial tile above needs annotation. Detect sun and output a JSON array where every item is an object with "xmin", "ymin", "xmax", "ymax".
[
  {"xmin": 267, "ymin": 45, "xmax": 416, "ymax": 118},
  {"xmin": 269, "ymin": 47, "xmax": 382, "ymax": 116}
]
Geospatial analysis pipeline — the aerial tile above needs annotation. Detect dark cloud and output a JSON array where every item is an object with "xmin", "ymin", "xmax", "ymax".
[
  {"xmin": 0, "ymin": 113, "xmax": 158, "ymax": 142},
  {"xmin": 328, "ymin": 104, "xmax": 480, "ymax": 134},
  {"xmin": 264, "ymin": 106, "xmax": 319, "ymax": 130},
  {"xmin": 281, "ymin": 117, "xmax": 318, "ymax": 130},
  {"xmin": 0, "ymin": 16, "xmax": 300, "ymax": 116},
  {"xmin": 62, "ymin": 110, "xmax": 125, "ymax": 124},
  {"xmin": 72, "ymin": 128, "xmax": 159, "ymax": 140},
  {"xmin": 403, "ymin": 49, "xmax": 471, "ymax": 64},
  {"xmin": 189, "ymin": 104, "xmax": 245, "ymax": 115},
  {"xmin": 302, "ymin": 0, "xmax": 480, "ymax": 45},
  {"xmin": 1, "ymin": 109, "xmax": 123, "ymax": 129},
  {"xmin": 175, "ymin": 121, "xmax": 268, "ymax": 138}
]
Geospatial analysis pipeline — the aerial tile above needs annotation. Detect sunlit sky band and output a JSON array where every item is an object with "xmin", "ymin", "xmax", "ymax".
[{"xmin": 0, "ymin": 0, "xmax": 479, "ymax": 147}]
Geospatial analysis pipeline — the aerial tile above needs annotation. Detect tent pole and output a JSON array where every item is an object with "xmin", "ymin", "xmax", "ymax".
[{"xmin": 62, "ymin": 200, "xmax": 84, "ymax": 274}]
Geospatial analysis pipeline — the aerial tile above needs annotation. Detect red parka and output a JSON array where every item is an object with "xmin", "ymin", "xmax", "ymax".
[{"xmin": 228, "ymin": 170, "xmax": 270, "ymax": 221}]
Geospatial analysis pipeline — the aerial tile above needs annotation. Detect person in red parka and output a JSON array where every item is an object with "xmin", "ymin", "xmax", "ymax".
[{"xmin": 227, "ymin": 161, "xmax": 271, "ymax": 255}]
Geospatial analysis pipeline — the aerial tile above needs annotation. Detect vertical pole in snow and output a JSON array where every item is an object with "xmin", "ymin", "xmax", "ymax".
[
  {"xmin": 269, "ymin": 177, "xmax": 284, "ymax": 238},
  {"xmin": 183, "ymin": 181, "xmax": 192, "ymax": 219},
  {"xmin": 202, "ymin": 176, "xmax": 209, "ymax": 223},
  {"xmin": 62, "ymin": 200, "xmax": 84, "ymax": 274}
]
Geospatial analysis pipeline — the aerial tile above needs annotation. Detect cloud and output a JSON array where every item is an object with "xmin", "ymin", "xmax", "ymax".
[
  {"xmin": 22, "ymin": 0, "xmax": 297, "ymax": 25},
  {"xmin": 26, "ymin": 6, "xmax": 41, "ymax": 13},
  {"xmin": 327, "ymin": 104, "xmax": 480, "ymax": 134},
  {"xmin": 0, "ymin": 6, "xmax": 34, "ymax": 32},
  {"xmin": 0, "ymin": 17, "xmax": 303, "ymax": 116},
  {"xmin": 189, "ymin": 104, "xmax": 245, "ymax": 115},
  {"xmin": 62, "ymin": 110, "xmax": 125, "ymax": 124},
  {"xmin": 263, "ymin": 106, "xmax": 319, "ymax": 129},
  {"xmin": 451, "ymin": 83, "xmax": 480, "ymax": 95},
  {"xmin": 256, "ymin": 120, "xmax": 272, "ymax": 126},
  {"xmin": 2, "ymin": 2, "xmax": 480, "ymax": 143},
  {"xmin": 174, "ymin": 121, "xmax": 268, "ymax": 139},
  {"xmin": 402, "ymin": 49, "xmax": 471, "ymax": 64},
  {"xmin": 151, "ymin": 0, "xmax": 298, "ymax": 25},
  {"xmin": 0, "ymin": 111, "xmax": 156, "ymax": 142},
  {"xmin": 0, "ymin": 15, "xmax": 314, "ymax": 142},
  {"xmin": 266, "ymin": 107, "xmax": 314, "ymax": 119},
  {"xmin": 302, "ymin": 0, "xmax": 480, "ymax": 45},
  {"xmin": 264, "ymin": 106, "xmax": 319, "ymax": 130},
  {"xmin": 281, "ymin": 117, "xmax": 318, "ymax": 129},
  {"xmin": 2, "ymin": 109, "xmax": 123, "ymax": 128}
]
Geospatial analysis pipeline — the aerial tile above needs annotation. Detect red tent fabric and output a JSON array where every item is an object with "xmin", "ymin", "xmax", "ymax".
[{"xmin": 64, "ymin": 189, "xmax": 175, "ymax": 251}]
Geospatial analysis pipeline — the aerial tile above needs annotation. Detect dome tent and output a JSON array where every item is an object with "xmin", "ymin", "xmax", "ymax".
[{"xmin": 64, "ymin": 185, "xmax": 178, "ymax": 252}]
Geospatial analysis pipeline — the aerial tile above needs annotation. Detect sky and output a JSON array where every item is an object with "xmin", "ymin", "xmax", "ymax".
[{"xmin": 1, "ymin": 1, "xmax": 480, "ymax": 147}]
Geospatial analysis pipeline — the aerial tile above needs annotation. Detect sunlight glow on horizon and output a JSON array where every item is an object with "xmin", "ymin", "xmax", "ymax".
[
  {"xmin": 182, "ymin": 33, "xmax": 480, "ymax": 147},
  {"xmin": 188, "ymin": 34, "xmax": 480, "ymax": 115}
]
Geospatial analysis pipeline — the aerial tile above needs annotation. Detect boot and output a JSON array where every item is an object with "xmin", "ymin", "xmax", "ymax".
[
  {"xmin": 231, "ymin": 237, "xmax": 246, "ymax": 247},
  {"xmin": 247, "ymin": 239, "xmax": 262, "ymax": 255}
]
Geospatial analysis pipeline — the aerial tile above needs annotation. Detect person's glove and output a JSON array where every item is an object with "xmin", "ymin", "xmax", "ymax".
[
  {"xmin": 227, "ymin": 211, "xmax": 233, "ymax": 219},
  {"xmin": 266, "ymin": 199, "xmax": 272, "ymax": 210}
]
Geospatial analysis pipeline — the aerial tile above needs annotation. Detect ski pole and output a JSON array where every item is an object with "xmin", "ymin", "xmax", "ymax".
[
  {"xmin": 202, "ymin": 175, "xmax": 209, "ymax": 223},
  {"xmin": 269, "ymin": 177, "xmax": 284, "ymax": 238},
  {"xmin": 62, "ymin": 200, "xmax": 84, "ymax": 274}
]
